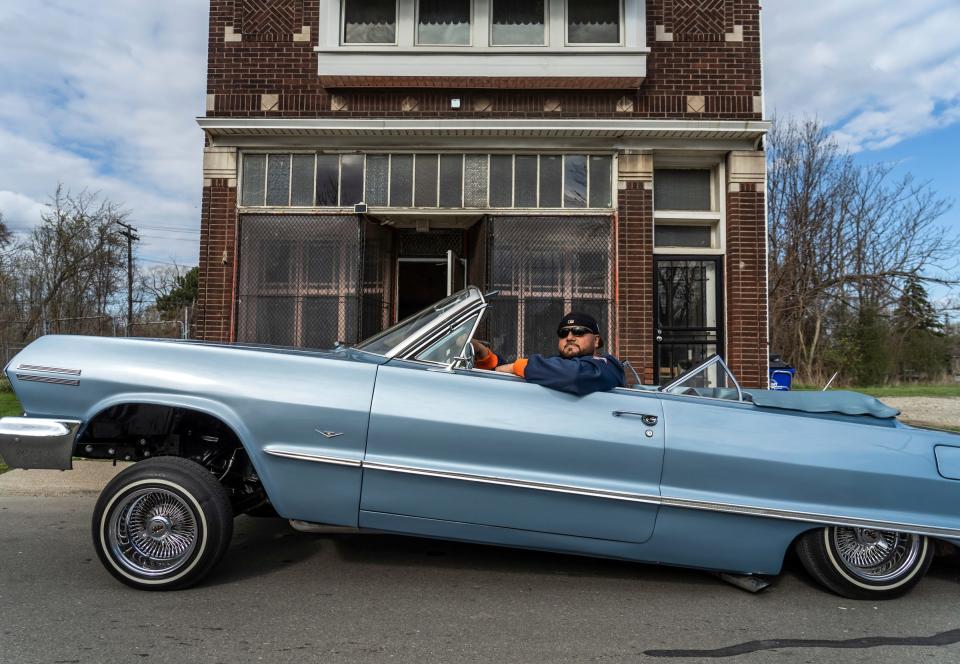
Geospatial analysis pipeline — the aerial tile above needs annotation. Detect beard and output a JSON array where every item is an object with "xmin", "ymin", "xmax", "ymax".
[{"xmin": 561, "ymin": 342, "xmax": 584, "ymax": 357}]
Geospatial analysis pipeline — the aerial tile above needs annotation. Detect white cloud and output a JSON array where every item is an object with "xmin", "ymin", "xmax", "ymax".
[
  {"xmin": 0, "ymin": 0, "xmax": 207, "ymax": 265},
  {"xmin": 763, "ymin": 0, "xmax": 960, "ymax": 151}
]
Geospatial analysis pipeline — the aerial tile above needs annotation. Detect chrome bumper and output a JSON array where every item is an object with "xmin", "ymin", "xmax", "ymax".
[{"xmin": 0, "ymin": 417, "xmax": 82, "ymax": 470}]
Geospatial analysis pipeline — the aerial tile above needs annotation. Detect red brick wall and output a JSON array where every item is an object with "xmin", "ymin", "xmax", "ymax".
[
  {"xmin": 205, "ymin": 0, "xmax": 762, "ymax": 119},
  {"xmin": 196, "ymin": 180, "xmax": 238, "ymax": 343},
  {"xmin": 724, "ymin": 181, "xmax": 768, "ymax": 388},
  {"xmin": 616, "ymin": 182, "xmax": 655, "ymax": 383}
]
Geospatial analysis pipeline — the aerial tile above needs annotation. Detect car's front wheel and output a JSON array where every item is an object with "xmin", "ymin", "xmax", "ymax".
[
  {"xmin": 795, "ymin": 526, "xmax": 932, "ymax": 599},
  {"xmin": 92, "ymin": 457, "xmax": 234, "ymax": 590}
]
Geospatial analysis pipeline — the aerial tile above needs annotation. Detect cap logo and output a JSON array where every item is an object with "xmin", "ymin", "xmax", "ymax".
[{"xmin": 567, "ymin": 319, "xmax": 574, "ymax": 324}]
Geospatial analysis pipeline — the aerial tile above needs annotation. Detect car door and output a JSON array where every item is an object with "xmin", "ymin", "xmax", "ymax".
[{"xmin": 360, "ymin": 363, "xmax": 664, "ymax": 543}]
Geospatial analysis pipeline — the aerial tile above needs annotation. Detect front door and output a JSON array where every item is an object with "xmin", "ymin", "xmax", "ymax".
[
  {"xmin": 360, "ymin": 365, "xmax": 664, "ymax": 543},
  {"xmin": 396, "ymin": 253, "xmax": 468, "ymax": 320},
  {"xmin": 654, "ymin": 257, "xmax": 724, "ymax": 383}
]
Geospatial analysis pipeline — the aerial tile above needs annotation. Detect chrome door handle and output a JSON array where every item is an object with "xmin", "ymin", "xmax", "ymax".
[{"xmin": 612, "ymin": 412, "xmax": 658, "ymax": 426}]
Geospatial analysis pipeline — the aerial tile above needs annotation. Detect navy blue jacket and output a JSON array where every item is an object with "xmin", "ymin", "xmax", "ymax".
[{"xmin": 522, "ymin": 353, "xmax": 625, "ymax": 397}]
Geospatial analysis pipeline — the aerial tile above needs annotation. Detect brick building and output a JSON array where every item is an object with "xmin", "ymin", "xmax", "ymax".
[{"xmin": 196, "ymin": 0, "xmax": 770, "ymax": 386}]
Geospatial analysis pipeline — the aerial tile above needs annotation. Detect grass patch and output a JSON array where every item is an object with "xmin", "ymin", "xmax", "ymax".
[
  {"xmin": 903, "ymin": 421, "xmax": 960, "ymax": 434},
  {"xmin": 796, "ymin": 384, "xmax": 960, "ymax": 398},
  {"xmin": 0, "ymin": 391, "xmax": 22, "ymax": 474}
]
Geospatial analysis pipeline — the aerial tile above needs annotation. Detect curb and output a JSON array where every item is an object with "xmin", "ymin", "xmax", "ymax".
[{"xmin": 0, "ymin": 460, "xmax": 133, "ymax": 497}]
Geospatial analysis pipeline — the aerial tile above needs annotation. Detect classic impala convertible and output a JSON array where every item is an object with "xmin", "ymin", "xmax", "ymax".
[{"xmin": 2, "ymin": 287, "xmax": 960, "ymax": 598}]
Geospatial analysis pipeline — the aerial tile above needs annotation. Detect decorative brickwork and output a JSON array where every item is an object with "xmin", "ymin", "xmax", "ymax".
[
  {"xmin": 205, "ymin": 0, "xmax": 763, "ymax": 121},
  {"xmin": 671, "ymin": 0, "xmax": 727, "ymax": 40}
]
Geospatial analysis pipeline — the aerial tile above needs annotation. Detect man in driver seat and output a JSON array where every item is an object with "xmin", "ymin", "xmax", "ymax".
[{"xmin": 471, "ymin": 312, "xmax": 625, "ymax": 397}]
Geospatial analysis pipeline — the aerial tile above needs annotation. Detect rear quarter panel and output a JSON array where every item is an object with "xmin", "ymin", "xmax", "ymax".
[{"xmin": 659, "ymin": 394, "xmax": 960, "ymax": 536}]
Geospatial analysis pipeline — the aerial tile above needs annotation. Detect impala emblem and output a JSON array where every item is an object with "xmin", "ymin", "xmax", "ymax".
[{"xmin": 316, "ymin": 429, "xmax": 344, "ymax": 439}]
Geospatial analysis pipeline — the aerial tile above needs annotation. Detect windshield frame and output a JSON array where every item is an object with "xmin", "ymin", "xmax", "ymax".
[
  {"xmin": 353, "ymin": 287, "xmax": 486, "ymax": 359},
  {"xmin": 658, "ymin": 354, "xmax": 744, "ymax": 402}
]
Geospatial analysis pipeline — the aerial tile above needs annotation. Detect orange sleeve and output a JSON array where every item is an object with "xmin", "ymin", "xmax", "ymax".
[
  {"xmin": 512, "ymin": 358, "xmax": 529, "ymax": 378},
  {"xmin": 475, "ymin": 352, "xmax": 499, "ymax": 370}
]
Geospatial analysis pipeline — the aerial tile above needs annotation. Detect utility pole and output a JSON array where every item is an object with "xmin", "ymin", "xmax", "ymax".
[{"xmin": 114, "ymin": 220, "xmax": 139, "ymax": 336}]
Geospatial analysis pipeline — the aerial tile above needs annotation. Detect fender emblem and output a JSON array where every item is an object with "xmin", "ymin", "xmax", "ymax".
[{"xmin": 316, "ymin": 430, "xmax": 344, "ymax": 439}]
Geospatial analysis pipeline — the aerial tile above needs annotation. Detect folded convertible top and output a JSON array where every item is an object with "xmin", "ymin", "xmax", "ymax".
[{"xmin": 745, "ymin": 390, "xmax": 900, "ymax": 419}]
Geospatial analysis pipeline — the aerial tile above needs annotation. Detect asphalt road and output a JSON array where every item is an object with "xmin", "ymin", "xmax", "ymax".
[{"xmin": 2, "ymin": 497, "xmax": 960, "ymax": 664}]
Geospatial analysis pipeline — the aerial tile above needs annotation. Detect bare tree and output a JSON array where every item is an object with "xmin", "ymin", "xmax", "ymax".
[
  {"xmin": 767, "ymin": 117, "xmax": 958, "ymax": 381},
  {"xmin": 4, "ymin": 187, "xmax": 132, "ymax": 339}
]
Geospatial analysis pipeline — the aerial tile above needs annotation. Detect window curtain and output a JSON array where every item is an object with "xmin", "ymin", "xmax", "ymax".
[
  {"xmin": 492, "ymin": 0, "xmax": 545, "ymax": 45},
  {"xmin": 344, "ymin": 0, "xmax": 396, "ymax": 43},
  {"xmin": 418, "ymin": 0, "xmax": 470, "ymax": 44},
  {"xmin": 567, "ymin": 0, "xmax": 620, "ymax": 43}
]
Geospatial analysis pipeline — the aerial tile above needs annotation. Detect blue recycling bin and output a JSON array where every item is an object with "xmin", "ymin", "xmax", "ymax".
[
  {"xmin": 769, "ymin": 355, "xmax": 795, "ymax": 390},
  {"xmin": 769, "ymin": 368, "xmax": 796, "ymax": 391}
]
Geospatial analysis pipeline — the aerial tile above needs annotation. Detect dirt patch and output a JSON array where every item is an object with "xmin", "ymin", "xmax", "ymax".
[{"xmin": 882, "ymin": 397, "xmax": 960, "ymax": 429}]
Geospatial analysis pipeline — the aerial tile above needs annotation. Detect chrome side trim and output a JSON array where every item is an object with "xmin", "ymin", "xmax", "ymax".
[
  {"xmin": 17, "ymin": 364, "xmax": 82, "ymax": 376},
  {"xmin": 658, "ymin": 495, "xmax": 960, "ymax": 540},
  {"xmin": 362, "ymin": 461, "xmax": 662, "ymax": 506},
  {"xmin": 362, "ymin": 461, "xmax": 960, "ymax": 539},
  {"xmin": 264, "ymin": 448, "xmax": 361, "ymax": 468},
  {"xmin": 15, "ymin": 374, "xmax": 80, "ymax": 387}
]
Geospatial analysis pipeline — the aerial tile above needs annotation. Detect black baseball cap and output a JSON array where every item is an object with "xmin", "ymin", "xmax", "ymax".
[{"xmin": 557, "ymin": 312, "xmax": 600, "ymax": 335}]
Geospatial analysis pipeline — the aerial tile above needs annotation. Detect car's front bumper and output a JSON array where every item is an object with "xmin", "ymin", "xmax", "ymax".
[{"xmin": 0, "ymin": 418, "xmax": 82, "ymax": 470}]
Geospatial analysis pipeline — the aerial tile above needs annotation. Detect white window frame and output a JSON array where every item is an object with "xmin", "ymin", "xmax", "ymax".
[
  {"xmin": 652, "ymin": 161, "xmax": 726, "ymax": 256},
  {"xmin": 321, "ymin": 0, "xmax": 646, "ymax": 52},
  {"xmin": 238, "ymin": 150, "xmax": 615, "ymax": 213},
  {"xmin": 489, "ymin": 0, "xmax": 549, "ymax": 47},
  {"xmin": 340, "ymin": 0, "xmax": 400, "ymax": 46},
  {"xmin": 564, "ymin": 0, "xmax": 624, "ymax": 47},
  {"xmin": 415, "ymin": 0, "xmax": 474, "ymax": 47}
]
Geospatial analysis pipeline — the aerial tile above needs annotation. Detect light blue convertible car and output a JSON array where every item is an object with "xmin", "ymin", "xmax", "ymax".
[{"xmin": 2, "ymin": 287, "xmax": 960, "ymax": 598}]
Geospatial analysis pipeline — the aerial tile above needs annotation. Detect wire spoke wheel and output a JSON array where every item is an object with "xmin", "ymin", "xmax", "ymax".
[
  {"xmin": 107, "ymin": 488, "xmax": 200, "ymax": 577},
  {"xmin": 831, "ymin": 527, "xmax": 921, "ymax": 583},
  {"xmin": 94, "ymin": 457, "xmax": 234, "ymax": 590}
]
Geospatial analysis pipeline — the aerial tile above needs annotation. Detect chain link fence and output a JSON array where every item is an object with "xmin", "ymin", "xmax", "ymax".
[
  {"xmin": 2, "ymin": 310, "xmax": 193, "ymax": 369},
  {"xmin": 236, "ymin": 214, "xmax": 394, "ymax": 349},
  {"xmin": 482, "ymin": 216, "xmax": 614, "ymax": 360}
]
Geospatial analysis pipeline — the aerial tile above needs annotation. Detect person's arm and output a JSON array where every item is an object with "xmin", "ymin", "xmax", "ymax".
[
  {"xmin": 508, "ymin": 355, "xmax": 624, "ymax": 396},
  {"xmin": 471, "ymin": 339, "xmax": 499, "ymax": 370}
]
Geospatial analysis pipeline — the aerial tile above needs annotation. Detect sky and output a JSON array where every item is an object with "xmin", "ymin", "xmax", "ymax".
[{"xmin": 0, "ymin": 0, "xmax": 958, "ymax": 302}]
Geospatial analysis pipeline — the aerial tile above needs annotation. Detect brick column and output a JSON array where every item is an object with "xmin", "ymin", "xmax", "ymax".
[
  {"xmin": 196, "ymin": 146, "xmax": 239, "ymax": 343},
  {"xmin": 616, "ymin": 151, "xmax": 655, "ymax": 384},
  {"xmin": 725, "ymin": 151, "xmax": 768, "ymax": 388}
]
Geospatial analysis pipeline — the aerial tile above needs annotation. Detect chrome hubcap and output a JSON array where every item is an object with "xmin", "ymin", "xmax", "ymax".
[
  {"xmin": 832, "ymin": 527, "xmax": 921, "ymax": 583},
  {"xmin": 107, "ymin": 488, "xmax": 199, "ymax": 578}
]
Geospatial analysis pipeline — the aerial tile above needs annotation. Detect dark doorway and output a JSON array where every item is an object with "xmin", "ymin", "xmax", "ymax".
[
  {"xmin": 653, "ymin": 257, "xmax": 724, "ymax": 384},
  {"xmin": 397, "ymin": 258, "xmax": 448, "ymax": 319}
]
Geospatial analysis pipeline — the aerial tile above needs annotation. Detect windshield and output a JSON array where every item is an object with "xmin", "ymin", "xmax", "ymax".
[{"xmin": 355, "ymin": 288, "xmax": 481, "ymax": 357}]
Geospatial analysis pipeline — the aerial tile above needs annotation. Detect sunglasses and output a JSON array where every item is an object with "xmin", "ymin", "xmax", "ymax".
[{"xmin": 558, "ymin": 326, "xmax": 594, "ymax": 338}]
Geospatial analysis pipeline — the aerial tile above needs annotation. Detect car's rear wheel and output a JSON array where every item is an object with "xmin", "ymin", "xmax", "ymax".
[
  {"xmin": 795, "ymin": 526, "xmax": 932, "ymax": 599},
  {"xmin": 92, "ymin": 457, "xmax": 233, "ymax": 590}
]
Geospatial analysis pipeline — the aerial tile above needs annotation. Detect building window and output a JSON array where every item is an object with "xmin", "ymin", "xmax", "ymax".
[
  {"xmin": 567, "ymin": 0, "xmax": 621, "ymax": 44},
  {"xmin": 240, "ymin": 152, "xmax": 614, "ymax": 211},
  {"xmin": 653, "ymin": 166, "xmax": 723, "ymax": 254},
  {"xmin": 417, "ymin": 0, "xmax": 472, "ymax": 45},
  {"xmin": 343, "ymin": 0, "xmax": 397, "ymax": 44},
  {"xmin": 491, "ymin": 0, "xmax": 546, "ymax": 46}
]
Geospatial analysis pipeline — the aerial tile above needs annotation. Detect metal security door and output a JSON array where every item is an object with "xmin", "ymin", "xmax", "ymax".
[{"xmin": 654, "ymin": 257, "xmax": 724, "ymax": 384}]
